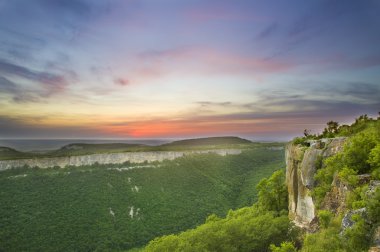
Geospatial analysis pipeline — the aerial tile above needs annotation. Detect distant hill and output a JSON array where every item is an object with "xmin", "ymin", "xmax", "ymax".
[
  {"xmin": 0, "ymin": 147, "xmax": 33, "ymax": 160},
  {"xmin": 161, "ymin": 136, "xmax": 252, "ymax": 147},
  {"xmin": 0, "ymin": 137, "xmax": 261, "ymax": 160}
]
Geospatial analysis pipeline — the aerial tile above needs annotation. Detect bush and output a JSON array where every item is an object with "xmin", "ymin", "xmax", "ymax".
[
  {"xmin": 293, "ymin": 137, "xmax": 308, "ymax": 146},
  {"xmin": 256, "ymin": 170, "xmax": 288, "ymax": 213},
  {"xmin": 367, "ymin": 188, "xmax": 380, "ymax": 225},
  {"xmin": 369, "ymin": 144, "xmax": 380, "ymax": 164},
  {"xmin": 313, "ymin": 123, "xmax": 380, "ymax": 205},
  {"xmin": 301, "ymin": 227, "xmax": 344, "ymax": 252},
  {"xmin": 338, "ymin": 167, "xmax": 358, "ymax": 186},
  {"xmin": 270, "ymin": 242, "xmax": 297, "ymax": 252},
  {"xmin": 343, "ymin": 128, "xmax": 379, "ymax": 174},
  {"xmin": 313, "ymin": 153, "xmax": 343, "ymax": 206},
  {"xmin": 317, "ymin": 210, "xmax": 333, "ymax": 228},
  {"xmin": 343, "ymin": 214, "xmax": 371, "ymax": 252}
]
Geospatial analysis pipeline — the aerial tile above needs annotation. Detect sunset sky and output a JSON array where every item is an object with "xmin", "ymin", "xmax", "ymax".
[{"xmin": 0, "ymin": 0, "xmax": 379, "ymax": 140}]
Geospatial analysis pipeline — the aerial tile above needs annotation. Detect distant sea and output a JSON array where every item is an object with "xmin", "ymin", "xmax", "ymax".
[{"xmin": 0, "ymin": 139, "xmax": 172, "ymax": 152}]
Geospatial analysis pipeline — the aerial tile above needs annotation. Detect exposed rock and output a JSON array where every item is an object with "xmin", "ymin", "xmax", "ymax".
[
  {"xmin": 358, "ymin": 174, "xmax": 372, "ymax": 184},
  {"xmin": 341, "ymin": 207, "xmax": 366, "ymax": 231},
  {"xmin": 0, "ymin": 149, "xmax": 242, "ymax": 170},
  {"xmin": 286, "ymin": 137, "xmax": 346, "ymax": 228},
  {"xmin": 369, "ymin": 247, "xmax": 380, "ymax": 252},
  {"xmin": 322, "ymin": 176, "xmax": 352, "ymax": 215},
  {"xmin": 369, "ymin": 226, "xmax": 380, "ymax": 252},
  {"xmin": 367, "ymin": 180, "xmax": 380, "ymax": 197}
]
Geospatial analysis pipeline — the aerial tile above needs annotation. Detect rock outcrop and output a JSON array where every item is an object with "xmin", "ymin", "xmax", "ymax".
[
  {"xmin": 285, "ymin": 138, "xmax": 346, "ymax": 228},
  {"xmin": 0, "ymin": 149, "xmax": 242, "ymax": 171}
]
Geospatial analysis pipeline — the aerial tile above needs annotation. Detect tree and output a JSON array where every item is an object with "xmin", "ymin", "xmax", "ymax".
[
  {"xmin": 256, "ymin": 170, "xmax": 288, "ymax": 213},
  {"xmin": 304, "ymin": 129, "xmax": 311, "ymax": 137},
  {"xmin": 326, "ymin": 121, "xmax": 339, "ymax": 134},
  {"xmin": 270, "ymin": 242, "xmax": 297, "ymax": 252},
  {"xmin": 317, "ymin": 210, "xmax": 333, "ymax": 228}
]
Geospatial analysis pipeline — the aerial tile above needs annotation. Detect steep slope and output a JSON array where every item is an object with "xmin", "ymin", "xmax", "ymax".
[
  {"xmin": 285, "ymin": 138, "xmax": 346, "ymax": 228},
  {"xmin": 286, "ymin": 117, "xmax": 380, "ymax": 251},
  {"xmin": 136, "ymin": 115, "xmax": 380, "ymax": 252},
  {"xmin": 0, "ymin": 149, "xmax": 242, "ymax": 170}
]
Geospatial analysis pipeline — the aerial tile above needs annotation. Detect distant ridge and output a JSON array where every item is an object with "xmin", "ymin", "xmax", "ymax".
[
  {"xmin": 0, "ymin": 136, "xmax": 256, "ymax": 160},
  {"xmin": 161, "ymin": 136, "xmax": 252, "ymax": 147},
  {"xmin": 59, "ymin": 143, "xmax": 146, "ymax": 151}
]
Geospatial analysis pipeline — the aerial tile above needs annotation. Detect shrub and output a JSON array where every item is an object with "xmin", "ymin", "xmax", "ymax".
[
  {"xmin": 343, "ymin": 128, "xmax": 378, "ymax": 174},
  {"xmin": 343, "ymin": 214, "xmax": 371, "ymax": 252},
  {"xmin": 293, "ymin": 137, "xmax": 308, "ymax": 146},
  {"xmin": 366, "ymin": 188, "xmax": 380, "ymax": 225},
  {"xmin": 318, "ymin": 210, "xmax": 333, "ymax": 228},
  {"xmin": 256, "ymin": 170, "xmax": 288, "ymax": 213},
  {"xmin": 270, "ymin": 241, "xmax": 297, "ymax": 252},
  {"xmin": 301, "ymin": 227, "xmax": 344, "ymax": 252},
  {"xmin": 338, "ymin": 167, "xmax": 358, "ymax": 186}
]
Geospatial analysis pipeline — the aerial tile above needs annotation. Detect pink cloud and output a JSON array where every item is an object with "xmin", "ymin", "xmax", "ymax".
[
  {"xmin": 125, "ymin": 46, "xmax": 295, "ymax": 84},
  {"xmin": 114, "ymin": 78, "xmax": 129, "ymax": 86}
]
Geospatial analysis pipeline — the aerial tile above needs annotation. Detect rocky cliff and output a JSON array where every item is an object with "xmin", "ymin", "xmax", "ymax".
[
  {"xmin": 285, "ymin": 138, "xmax": 346, "ymax": 228},
  {"xmin": 0, "ymin": 149, "xmax": 242, "ymax": 171}
]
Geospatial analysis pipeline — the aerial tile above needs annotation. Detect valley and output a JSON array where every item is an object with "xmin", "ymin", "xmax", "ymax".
[{"xmin": 0, "ymin": 138, "xmax": 285, "ymax": 251}]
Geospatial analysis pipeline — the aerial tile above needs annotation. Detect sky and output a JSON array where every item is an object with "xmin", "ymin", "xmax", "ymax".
[{"xmin": 0, "ymin": 0, "xmax": 379, "ymax": 141}]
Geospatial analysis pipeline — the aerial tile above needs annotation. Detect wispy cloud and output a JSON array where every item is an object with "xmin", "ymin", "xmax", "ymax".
[
  {"xmin": 0, "ymin": 76, "xmax": 38, "ymax": 103},
  {"xmin": 0, "ymin": 114, "xmax": 102, "ymax": 139},
  {"xmin": 257, "ymin": 22, "xmax": 278, "ymax": 39},
  {"xmin": 98, "ymin": 83, "xmax": 380, "ymax": 139},
  {"xmin": 0, "ymin": 76, "xmax": 18, "ymax": 93},
  {"xmin": 0, "ymin": 59, "xmax": 74, "ymax": 102},
  {"xmin": 0, "ymin": 59, "xmax": 69, "ymax": 88},
  {"xmin": 184, "ymin": 4, "xmax": 259, "ymax": 23},
  {"xmin": 129, "ymin": 46, "xmax": 295, "ymax": 83},
  {"xmin": 114, "ymin": 78, "xmax": 129, "ymax": 86}
]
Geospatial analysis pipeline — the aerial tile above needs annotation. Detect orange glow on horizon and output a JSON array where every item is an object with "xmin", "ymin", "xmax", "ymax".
[{"xmin": 100, "ymin": 118, "xmax": 278, "ymax": 138}]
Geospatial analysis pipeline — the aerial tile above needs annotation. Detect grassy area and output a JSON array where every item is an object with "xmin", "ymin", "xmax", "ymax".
[
  {"xmin": 0, "ymin": 136, "xmax": 285, "ymax": 160},
  {"xmin": 0, "ymin": 148, "xmax": 284, "ymax": 251}
]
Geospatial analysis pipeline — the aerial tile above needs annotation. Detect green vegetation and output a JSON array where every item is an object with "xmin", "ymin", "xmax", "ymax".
[
  {"xmin": 0, "ymin": 147, "xmax": 284, "ymax": 251},
  {"xmin": 270, "ymin": 242, "xmax": 297, "ymax": 252},
  {"xmin": 312, "ymin": 117, "xmax": 380, "ymax": 206},
  {"xmin": 300, "ymin": 115, "xmax": 380, "ymax": 251},
  {"xmin": 160, "ymin": 136, "xmax": 251, "ymax": 147},
  {"xmin": 2, "ymin": 116, "xmax": 378, "ymax": 251},
  {"xmin": 317, "ymin": 210, "xmax": 333, "ymax": 229},
  {"xmin": 0, "ymin": 147, "xmax": 33, "ymax": 160},
  {"xmin": 294, "ymin": 114, "xmax": 380, "ymax": 145},
  {"xmin": 143, "ymin": 170, "xmax": 299, "ymax": 252},
  {"xmin": 301, "ymin": 206, "xmax": 375, "ymax": 252},
  {"xmin": 141, "ymin": 115, "xmax": 380, "ymax": 252}
]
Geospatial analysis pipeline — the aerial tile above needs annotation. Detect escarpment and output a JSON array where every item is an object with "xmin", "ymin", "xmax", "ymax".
[
  {"xmin": 285, "ymin": 138, "xmax": 346, "ymax": 228},
  {"xmin": 0, "ymin": 149, "xmax": 242, "ymax": 170}
]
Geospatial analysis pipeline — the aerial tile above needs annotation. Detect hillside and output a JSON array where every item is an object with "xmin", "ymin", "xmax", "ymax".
[
  {"xmin": 0, "ymin": 147, "xmax": 33, "ymax": 160},
  {"xmin": 161, "ymin": 136, "xmax": 251, "ymax": 147},
  {"xmin": 0, "ymin": 147, "xmax": 284, "ymax": 251},
  {"xmin": 140, "ymin": 115, "xmax": 380, "ymax": 252},
  {"xmin": 0, "ymin": 136, "xmax": 259, "ymax": 161}
]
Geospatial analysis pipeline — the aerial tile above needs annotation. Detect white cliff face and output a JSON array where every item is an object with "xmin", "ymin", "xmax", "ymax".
[
  {"xmin": 0, "ymin": 149, "xmax": 242, "ymax": 171},
  {"xmin": 286, "ymin": 138, "xmax": 346, "ymax": 228}
]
